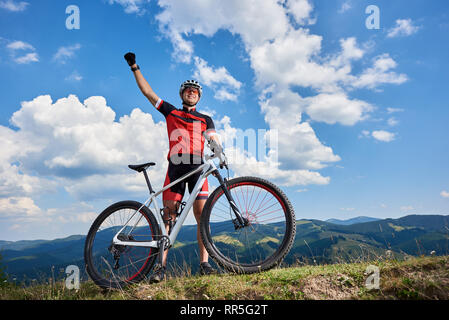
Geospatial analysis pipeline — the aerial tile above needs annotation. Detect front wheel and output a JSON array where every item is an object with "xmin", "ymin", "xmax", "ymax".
[
  {"xmin": 200, "ymin": 176, "xmax": 296, "ymax": 273},
  {"xmin": 84, "ymin": 200, "xmax": 161, "ymax": 289}
]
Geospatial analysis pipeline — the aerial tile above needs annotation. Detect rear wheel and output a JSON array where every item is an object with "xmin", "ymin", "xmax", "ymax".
[
  {"xmin": 200, "ymin": 176, "xmax": 296, "ymax": 273},
  {"xmin": 84, "ymin": 201, "xmax": 160, "ymax": 289}
]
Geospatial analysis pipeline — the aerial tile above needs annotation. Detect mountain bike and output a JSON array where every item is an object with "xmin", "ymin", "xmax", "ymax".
[{"xmin": 84, "ymin": 136, "xmax": 296, "ymax": 289}]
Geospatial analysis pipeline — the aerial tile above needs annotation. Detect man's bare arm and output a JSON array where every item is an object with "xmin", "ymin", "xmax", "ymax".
[
  {"xmin": 124, "ymin": 52, "xmax": 159, "ymax": 107},
  {"xmin": 130, "ymin": 64, "xmax": 159, "ymax": 107}
]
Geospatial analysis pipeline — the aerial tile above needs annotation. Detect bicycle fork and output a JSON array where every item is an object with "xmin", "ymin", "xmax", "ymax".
[{"xmin": 213, "ymin": 170, "xmax": 249, "ymax": 230}]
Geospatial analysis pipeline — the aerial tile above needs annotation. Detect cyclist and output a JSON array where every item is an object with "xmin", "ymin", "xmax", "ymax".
[{"xmin": 124, "ymin": 52, "xmax": 221, "ymax": 282}]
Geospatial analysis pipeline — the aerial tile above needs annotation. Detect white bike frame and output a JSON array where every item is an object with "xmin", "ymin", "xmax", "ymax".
[{"xmin": 111, "ymin": 156, "xmax": 220, "ymax": 249}]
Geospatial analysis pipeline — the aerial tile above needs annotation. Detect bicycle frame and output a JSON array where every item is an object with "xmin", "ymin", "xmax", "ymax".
[{"xmin": 111, "ymin": 156, "xmax": 239, "ymax": 249}]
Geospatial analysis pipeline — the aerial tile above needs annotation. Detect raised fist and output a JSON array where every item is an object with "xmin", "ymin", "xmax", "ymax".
[{"xmin": 124, "ymin": 52, "xmax": 136, "ymax": 66}]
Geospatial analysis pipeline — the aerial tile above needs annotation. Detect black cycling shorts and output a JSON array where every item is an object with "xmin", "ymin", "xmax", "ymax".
[{"xmin": 162, "ymin": 159, "xmax": 209, "ymax": 202}]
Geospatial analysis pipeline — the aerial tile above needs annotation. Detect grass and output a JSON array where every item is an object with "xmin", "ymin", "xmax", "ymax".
[{"xmin": 1, "ymin": 255, "xmax": 448, "ymax": 300}]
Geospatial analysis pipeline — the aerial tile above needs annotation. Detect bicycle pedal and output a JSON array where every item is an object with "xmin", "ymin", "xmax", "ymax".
[{"xmin": 153, "ymin": 263, "xmax": 163, "ymax": 272}]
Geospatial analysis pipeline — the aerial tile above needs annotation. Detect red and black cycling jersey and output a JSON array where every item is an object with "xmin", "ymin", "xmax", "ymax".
[
  {"xmin": 155, "ymin": 98, "xmax": 214, "ymax": 201},
  {"xmin": 156, "ymin": 99, "xmax": 215, "ymax": 163}
]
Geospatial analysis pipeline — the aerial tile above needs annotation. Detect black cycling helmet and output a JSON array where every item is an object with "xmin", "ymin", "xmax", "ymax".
[{"xmin": 179, "ymin": 79, "xmax": 202, "ymax": 99}]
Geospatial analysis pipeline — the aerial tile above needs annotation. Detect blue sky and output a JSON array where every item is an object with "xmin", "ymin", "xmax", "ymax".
[{"xmin": 0, "ymin": 0, "xmax": 448, "ymax": 241}]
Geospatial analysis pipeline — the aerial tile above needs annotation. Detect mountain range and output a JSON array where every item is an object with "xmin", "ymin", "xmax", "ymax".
[
  {"xmin": 1, "ymin": 214, "xmax": 448, "ymax": 283},
  {"xmin": 325, "ymin": 216, "xmax": 380, "ymax": 225}
]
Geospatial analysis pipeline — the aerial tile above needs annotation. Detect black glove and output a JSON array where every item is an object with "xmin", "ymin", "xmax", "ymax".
[{"xmin": 124, "ymin": 52, "xmax": 136, "ymax": 66}]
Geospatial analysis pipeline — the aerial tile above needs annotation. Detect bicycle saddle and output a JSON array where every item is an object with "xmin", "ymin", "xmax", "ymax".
[{"xmin": 128, "ymin": 162, "xmax": 156, "ymax": 172}]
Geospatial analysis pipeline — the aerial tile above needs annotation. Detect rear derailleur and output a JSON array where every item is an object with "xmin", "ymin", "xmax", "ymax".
[{"xmin": 108, "ymin": 234, "xmax": 135, "ymax": 270}]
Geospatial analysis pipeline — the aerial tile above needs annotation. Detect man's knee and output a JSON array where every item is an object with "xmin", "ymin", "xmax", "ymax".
[{"xmin": 163, "ymin": 200, "xmax": 179, "ymax": 218}]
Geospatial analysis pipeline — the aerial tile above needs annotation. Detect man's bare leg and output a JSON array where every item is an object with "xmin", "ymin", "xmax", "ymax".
[
  {"xmin": 193, "ymin": 199, "xmax": 208, "ymax": 263},
  {"xmin": 161, "ymin": 200, "xmax": 179, "ymax": 266},
  {"xmin": 149, "ymin": 200, "xmax": 178, "ymax": 283}
]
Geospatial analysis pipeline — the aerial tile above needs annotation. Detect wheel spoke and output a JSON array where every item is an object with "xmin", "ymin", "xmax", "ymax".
[
  {"xmin": 85, "ymin": 202, "xmax": 159, "ymax": 289},
  {"xmin": 205, "ymin": 179, "xmax": 294, "ymax": 271}
]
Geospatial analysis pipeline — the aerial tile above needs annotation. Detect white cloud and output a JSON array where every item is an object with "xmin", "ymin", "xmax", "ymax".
[
  {"xmin": 95, "ymin": 0, "xmax": 408, "ymax": 189},
  {"xmin": 65, "ymin": 70, "xmax": 83, "ymax": 82},
  {"xmin": 387, "ymin": 117, "xmax": 399, "ymax": 126},
  {"xmin": 249, "ymin": 32, "xmax": 406, "ymax": 93},
  {"xmin": 400, "ymin": 205, "xmax": 415, "ymax": 212},
  {"xmin": 108, "ymin": 0, "xmax": 149, "ymax": 14},
  {"xmin": 213, "ymin": 115, "xmax": 332, "ymax": 185},
  {"xmin": 193, "ymin": 57, "xmax": 242, "ymax": 101},
  {"xmin": 338, "ymin": 1, "xmax": 352, "ymax": 14},
  {"xmin": 0, "ymin": 197, "xmax": 99, "ymax": 234},
  {"xmin": 248, "ymin": 28, "xmax": 326, "ymax": 89},
  {"xmin": 53, "ymin": 43, "xmax": 81, "ymax": 64},
  {"xmin": 329, "ymin": 37, "xmax": 365, "ymax": 68},
  {"xmin": 63, "ymin": 171, "xmax": 159, "ymax": 201},
  {"xmin": 0, "ymin": 197, "xmax": 41, "ymax": 219},
  {"xmin": 359, "ymin": 130, "xmax": 370, "ymax": 139},
  {"xmin": 154, "ymin": 1, "xmax": 408, "ymax": 94},
  {"xmin": 170, "ymin": 29, "xmax": 195, "ymax": 64},
  {"xmin": 256, "ymin": 90, "xmax": 341, "ymax": 170},
  {"xmin": 0, "ymin": 0, "xmax": 29, "ymax": 12},
  {"xmin": 371, "ymin": 130, "xmax": 396, "ymax": 142},
  {"xmin": 387, "ymin": 107, "xmax": 404, "ymax": 114},
  {"xmin": 440, "ymin": 190, "xmax": 449, "ymax": 198},
  {"xmin": 0, "ymin": 163, "xmax": 56, "ymax": 198},
  {"xmin": 3, "ymin": 94, "xmax": 169, "ymax": 201},
  {"xmin": 359, "ymin": 130, "xmax": 396, "ymax": 142},
  {"xmin": 0, "ymin": 126, "xmax": 56, "ymax": 197},
  {"xmin": 304, "ymin": 92, "xmax": 374, "ymax": 126},
  {"xmin": 351, "ymin": 54, "xmax": 408, "ymax": 89},
  {"xmin": 75, "ymin": 211, "xmax": 99, "ymax": 224},
  {"xmin": 223, "ymin": 146, "xmax": 330, "ymax": 187},
  {"xmin": 285, "ymin": 0, "xmax": 316, "ymax": 25},
  {"xmin": 152, "ymin": 0, "xmax": 410, "ymax": 186},
  {"xmin": 213, "ymin": 89, "xmax": 237, "ymax": 102},
  {"xmin": 155, "ymin": 0, "xmax": 291, "ymax": 62},
  {"xmin": 5, "ymin": 39, "xmax": 39, "ymax": 64},
  {"xmin": 387, "ymin": 19, "xmax": 420, "ymax": 38},
  {"xmin": 14, "ymin": 52, "xmax": 39, "ymax": 64},
  {"xmin": 6, "ymin": 40, "xmax": 34, "ymax": 51}
]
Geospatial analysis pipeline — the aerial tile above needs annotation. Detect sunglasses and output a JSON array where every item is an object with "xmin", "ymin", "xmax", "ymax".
[{"xmin": 185, "ymin": 88, "xmax": 199, "ymax": 94}]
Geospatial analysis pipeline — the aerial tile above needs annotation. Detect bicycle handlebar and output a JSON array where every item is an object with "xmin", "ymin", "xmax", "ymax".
[{"xmin": 203, "ymin": 132, "xmax": 228, "ymax": 169}]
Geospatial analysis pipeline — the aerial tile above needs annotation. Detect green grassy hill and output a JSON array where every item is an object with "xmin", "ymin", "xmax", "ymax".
[{"xmin": 1, "ymin": 255, "xmax": 448, "ymax": 300}]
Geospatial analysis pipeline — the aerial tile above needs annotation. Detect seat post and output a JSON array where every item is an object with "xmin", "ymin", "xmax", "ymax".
[{"xmin": 142, "ymin": 170, "xmax": 155, "ymax": 194}]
